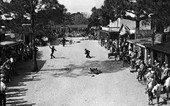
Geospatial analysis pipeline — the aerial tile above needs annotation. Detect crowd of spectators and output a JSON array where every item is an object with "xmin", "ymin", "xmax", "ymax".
[
  {"xmin": 128, "ymin": 49, "xmax": 170, "ymax": 105},
  {"xmin": 0, "ymin": 43, "xmax": 34, "ymax": 105},
  {"xmin": 102, "ymin": 38, "xmax": 170, "ymax": 105},
  {"xmin": 0, "ymin": 43, "xmax": 33, "ymax": 83}
]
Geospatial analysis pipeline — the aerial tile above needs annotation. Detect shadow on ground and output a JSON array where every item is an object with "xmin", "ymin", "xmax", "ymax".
[
  {"xmin": 40, "ymin": 59, "xmax": 128, "ymax": 78},
  {"xmin": 6, "ymin": 59, "xmax": 46, "ymax": 106},
  {"xmin": 36, "ymin": 51, "xmax": 43, "ymax": 59}
]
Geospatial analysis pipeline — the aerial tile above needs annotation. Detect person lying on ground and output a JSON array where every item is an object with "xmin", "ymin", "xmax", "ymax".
[{"xmin": 90, "ymin": 68, "xmax": 102, "ymax": 75}]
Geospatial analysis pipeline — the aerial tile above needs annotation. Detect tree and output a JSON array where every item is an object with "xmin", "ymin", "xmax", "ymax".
[
  {"xmin": 147, "ymin": 0, "xmax": 170, "ymax": 33},
  {"xmin": 71, "ymin": 12, "xmax": 88, "ymax": 25},
  {"xmin": 102, "ymin": 0, "xmax": 152, "ymax": 33},
  {"xmin": 0, "ymin": 0, "xmax": 68, "ymax": 72},
  {"xmin": 88, "ymin": 7, "xmax": 103, "ymax": 27},
  {"xmin": 36, "ymin": 0, "xmax": 67, "ymax": 25},
  {"xmin": 1, "ymin": 0, "xmax": 67, "ymax": 35},
  {"xmin": 101, "ymin": 0, "xmax": 170, "ymax": 33},
  {"xmin": 63, "ymin": 12, "xmax": 73, "ymax": 25}
]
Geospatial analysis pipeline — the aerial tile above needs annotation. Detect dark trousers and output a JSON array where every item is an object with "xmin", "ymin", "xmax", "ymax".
[
  {"xmin": 136, "ymin": 65, "xmax": 140, "ymax": 72},
  {"xmin": 50, "ymin": 52, "xmax": 55, "ymax": 59},
  {"xmin": 62, "ymin": 42, "xmax": 65, "ymax": 47},
  {"xmin": 131, "ymin": 60, "xmax": 135, "ymax": 69},
  {"xmin": 0, "ymin": 91, "xmax": 6, "ymax": 106},
  {"xmin": 86, "ymin": 53, "xmax": 90, "ymax": 58}
]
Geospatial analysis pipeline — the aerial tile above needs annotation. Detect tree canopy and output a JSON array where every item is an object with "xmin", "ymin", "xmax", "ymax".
[
  {"xmin": 0, "ymin": 0, "xmax": 67, "ymax": 35},
  {"xmin": 89, "ymin": 0, "xmax": 170, "ymax": 32}
]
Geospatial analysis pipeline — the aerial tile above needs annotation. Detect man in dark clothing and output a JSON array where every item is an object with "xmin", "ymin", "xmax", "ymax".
[
  {"xmin": 62, "ymin": 37, "xmax": 66, "ymax": 47},
  {"xmin": 49, "ymin": 46, "xmax": 56, "ymax": 59},
  {"xmin": 85, "ymin": 49, "xmax": 91, "ymax": 58},
  {"xmin": 0, "ymin": 78, "xmax": 7, "ymax": 106}
]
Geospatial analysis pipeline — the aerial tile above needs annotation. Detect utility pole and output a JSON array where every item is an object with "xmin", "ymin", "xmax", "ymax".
[{"xmin": 30, "ymin": 0, "xmax": 38, "ymax": 72}]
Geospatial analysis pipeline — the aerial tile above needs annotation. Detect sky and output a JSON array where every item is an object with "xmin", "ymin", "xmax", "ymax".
[
  {"xmin": 58, "ymin": 0, "xmax": 104, "ymax": 14},
  {"xmin": 3, "ymin": 0, "xmax": 104, "ymax": 14}
]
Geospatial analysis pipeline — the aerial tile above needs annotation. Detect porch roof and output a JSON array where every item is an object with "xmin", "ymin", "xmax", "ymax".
[
  {"xmin": 127, "ymin": 38, "xmax": 160, "ymax": 48},
  {"xmin": 0, "ymin": 40, "xmax": 23, "ymax": 47},
  {"xmin": 147, "ymin": 42, "xmax": 170, "ymax": 54}
]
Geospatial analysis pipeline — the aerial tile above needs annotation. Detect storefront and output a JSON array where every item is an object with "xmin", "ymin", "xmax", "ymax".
[
  {"xmin": 147, "ymin": 42, "xmax": 170, "ymax": 66},
  {"xmin": 0, "ymin": 40, "xmax": 24, "ymax": 65},
  {"xmin": 127, "ymin": 38, "xmax": 156, "ymax": 63}
]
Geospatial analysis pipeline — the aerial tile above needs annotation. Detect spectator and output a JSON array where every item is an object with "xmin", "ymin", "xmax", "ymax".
[
  {"xmin": 0, "ymin": 77, "xmax": 7, "ymax": 106},
  {"xmin": 135, "ymin": 50, "xmax": 138, "ymax": 58},
  {"xmin": 135, "ymin": 58, "xmax": 141, "ymax": 72},
  {"xmin": 146, "ymin": 89, "xmax": 153, "ymax": 105},
  {"xmin": 147, "ymin": 55, "xmax": 152, "ymax": 68},
  {"xmin": 153, "ymin": 60, "xmax": 157, "ymax": 66},
  {"xmin": 164, "ymin": 76, "xmax": 170, "ymax": 99},
  {"xmin": 161, "ymin": 62, "xmax": 166, "ymax": 70},
  {"xmin": 130, "ymin": 51, "xmax": 136, "ymax": 69},
  {"xmin": 139, "ymin": 61, "xmax": 147, "ymax": 81},
  {"xmin": 145, "ymin": 68, "xmax": 153, "ymax": 82},
  {"xmin": 9, "ymin": 56, "xmax": 18, "ymax": 76},
  {"xmin": 161, "ymin": 64, "xmax": 170, "ymax": 85},
  {"xmin": 152, "ymin": 81, "xmax": 162, "ymax": 104}
]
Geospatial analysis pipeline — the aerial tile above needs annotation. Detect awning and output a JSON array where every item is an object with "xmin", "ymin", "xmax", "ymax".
[
  {"xmin": 147, "ymin": 42, "xmax": 170, "ymax": 54},
  {"xmin": 127, "ymin": 38, "xmax": 160, "ymax": 48},
  {"xmin": 0, "ymin": 40, "xmax": 23, "ymax": 47}
]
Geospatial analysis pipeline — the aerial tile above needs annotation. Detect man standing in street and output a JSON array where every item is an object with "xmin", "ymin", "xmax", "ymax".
[
  {"xmin": 0, "ymin": 77, "xmax": 7, "ymax": 106},
  {"xmin": 49, "ymin": 46, "xmax": 56, "ymax": 59},
  {"xmin": 62, "ymin": 37, "xmax": 66, "ymax": 47}
]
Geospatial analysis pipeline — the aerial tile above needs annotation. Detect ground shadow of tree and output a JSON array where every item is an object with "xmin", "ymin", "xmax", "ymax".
[
  {"xmin": 36, "ymin": 51, "xmax": 43, "ymax": 59},
  {"xmin": 40, "ymin": 59, "xmax": 127, "ymax": 78},
  {"xmin": 5, "ymin": 60, "xmax": 46, "ymax": 106}
]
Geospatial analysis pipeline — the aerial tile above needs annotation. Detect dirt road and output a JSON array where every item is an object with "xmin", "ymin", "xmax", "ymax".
[{"xmin": 6, "ymin": 38, "xmax": 169, "ymax": 106}]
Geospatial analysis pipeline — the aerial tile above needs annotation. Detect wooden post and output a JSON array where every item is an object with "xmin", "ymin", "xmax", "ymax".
[{"xmin": 30, "ymin": 0, "xmax": 38, "ymax": 72}]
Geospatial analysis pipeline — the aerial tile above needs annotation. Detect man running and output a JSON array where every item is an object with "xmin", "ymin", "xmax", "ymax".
[
  {"xmin": 49, "ymin": 46, "xmax": 56, "ymax": 59},
  {"xmin": 85, "ymin": 49, "xmax": 91, "ymax": 58}
]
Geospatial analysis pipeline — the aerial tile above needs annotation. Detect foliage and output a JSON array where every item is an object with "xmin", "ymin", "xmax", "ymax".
[
  {"xmin": 90, "ymin": 0, "xmax": 170, "ymax": 33},
  {"xmin": 71, "ymin": 12, "xmax": 89, "ymax": 25},
  {"xmin": 0, "ymin": 0, "xmax": 67, "ymax": 38},
  {"xmin": 88, "ymin": 7, "xmax": 103, "ymax": 27},
  {"xmin": 147, "ymin": 0, "xmax": 170, "ymax": 32}
]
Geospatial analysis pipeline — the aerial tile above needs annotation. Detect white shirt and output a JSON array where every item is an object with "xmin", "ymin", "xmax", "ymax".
[
  {"xmin": 148, "ymin": 58, "xmax": 151, "ymax": 65},
  {"xmin": 145, "ymin": 71, "xmax": 152, "ymax": 80},
  {"xmin": 0, "ymin": 81, "xmax": 6, "ymax": 91},
  {"xmin": 129, "ymin": 50, "xmax": 132, "ymax": 56},
  {"xmin": 10, "ymin": 57, "xmax": 14, "ymax": 63},
  {"xmin": 152, "ymin": 84, "xmax": 162, "ymax": 96},
  {"xmin": 147, "ymin": 78, "xmax": 154, "ymax": 90},
  {"xmin": 164, "ymin": 77, "xmax": 170, "ymax": 88}
]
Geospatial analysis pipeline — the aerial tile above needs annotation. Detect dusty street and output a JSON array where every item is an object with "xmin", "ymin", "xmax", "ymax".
[{"xmin": 5, "ymin": 38, "xmax": 169, "ymax": 106}]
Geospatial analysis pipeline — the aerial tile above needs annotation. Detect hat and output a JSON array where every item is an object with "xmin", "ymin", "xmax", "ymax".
[
  {"xmin": 151, "ymin": 71, "xmax": 155, "ymax": 74},
  {"xmin": 0, "ymin": 73, "xmax": 5, "ymax": 77},
  {"xmin": 0, "ymin": 77, "xmax": 5, "ymax": 82},
  {"xmin": 148, "ymin": 68, "xmax": 152, "ymax": 71},
  {"xmin": 165, "ymin": 64, "xmax": 168, "ymax": 67}
]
